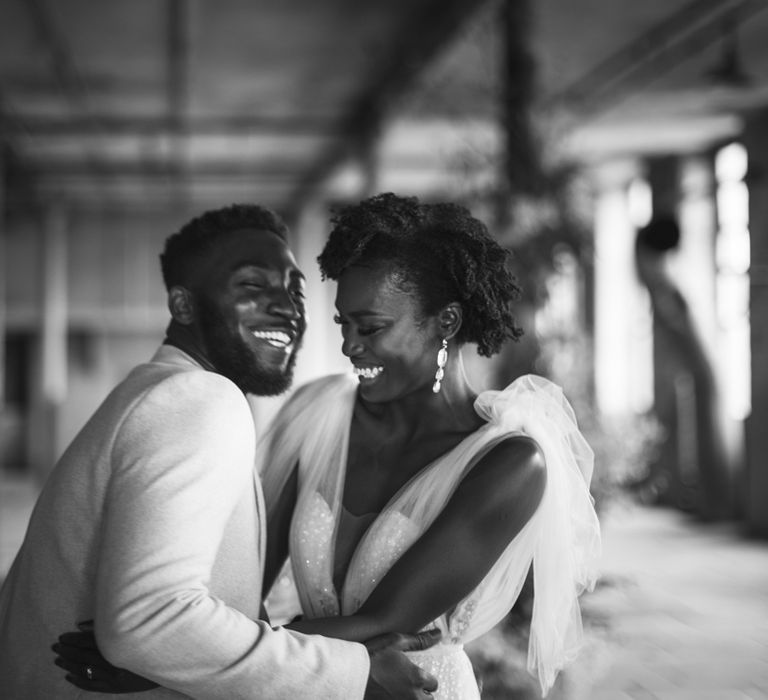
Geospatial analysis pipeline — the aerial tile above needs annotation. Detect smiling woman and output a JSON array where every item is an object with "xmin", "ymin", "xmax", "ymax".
[{"xmin": 260, "ymin": 193, "xmax": 601, "ymax": 699}]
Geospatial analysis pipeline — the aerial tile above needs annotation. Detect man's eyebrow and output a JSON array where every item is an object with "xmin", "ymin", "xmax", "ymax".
[
  {"xmin": 231, "ymin": 262, "xmax": 268, "ymax": 273},
  {"xmin": 232, "ymin": 263, "xmax": 305, "ymax": 281}
]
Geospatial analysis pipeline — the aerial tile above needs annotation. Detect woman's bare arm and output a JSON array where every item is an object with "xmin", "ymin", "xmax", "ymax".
[{"xmin": 288, "ymin": 435, "xmax": 546, "ymax": 642}]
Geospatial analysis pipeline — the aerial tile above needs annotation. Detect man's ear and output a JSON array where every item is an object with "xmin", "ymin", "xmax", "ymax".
[
  {"xmin": 168, "ymin": 286, "xmax": 195, "ymax": 325},
  {"xmin": 438, "ymin": 303, "xmax": 463, "ymax": 341}
]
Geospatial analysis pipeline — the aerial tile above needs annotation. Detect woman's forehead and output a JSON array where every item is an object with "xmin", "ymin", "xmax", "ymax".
[{"xmin": 336, "ymin": 265, "xmax": 418, "ymax": 314}]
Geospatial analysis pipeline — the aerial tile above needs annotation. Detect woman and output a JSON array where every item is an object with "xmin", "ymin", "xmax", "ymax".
[
  {"xmin": 56, "ymin": 193, "xmax": 599, "ymax": 698},
  {"xmin": 261, "ymin": 193, "xmax": 600, "ymax": 698}
]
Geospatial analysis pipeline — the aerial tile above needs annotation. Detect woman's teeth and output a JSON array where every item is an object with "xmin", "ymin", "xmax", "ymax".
[{"xmin": 354, "ymin": 366, "xmax": 383, "ymax": 380}]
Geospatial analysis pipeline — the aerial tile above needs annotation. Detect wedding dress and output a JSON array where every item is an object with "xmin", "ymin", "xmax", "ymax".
[{"xmin": 260, "ymin": 373, "xmax": 601, "ymax": 698}]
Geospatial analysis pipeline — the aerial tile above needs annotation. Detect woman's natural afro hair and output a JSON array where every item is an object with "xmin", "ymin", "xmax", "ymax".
[{"xmin": 318, "ymin": 193, "xmax": 523, "ymax": 357}]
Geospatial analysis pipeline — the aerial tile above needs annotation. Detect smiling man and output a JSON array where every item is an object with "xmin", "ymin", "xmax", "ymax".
[{"xmin": 0, "ymin": 205, "xmax": 437, "ymax": 700}]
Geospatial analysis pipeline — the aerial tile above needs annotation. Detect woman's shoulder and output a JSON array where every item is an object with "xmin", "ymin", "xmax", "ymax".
[
  {"xmin": 448, "ymin": 433, "xmax": 546, "ymax": 545},
  {"xmin": 475, "ymin": 374, "xmax": 568, "ymax": 416},
  {"xmin": 472, "ymin": 373, "xmax": 594, "ymax": 493},
  {"xmin": 475, "ymin": 374, "xmax": 581, "ymax": 437},
  {"xmin": 465, "ymin": 433, "xmax": 546, "ymax": 494}
]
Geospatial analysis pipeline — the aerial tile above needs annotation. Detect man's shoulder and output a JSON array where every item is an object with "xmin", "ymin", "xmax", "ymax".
[
  {"xmin": 110, "ymin": 365, "xmax": 254, "ymax": 461},
  {"xmin": 100, "ymin": 356, "xmax": 250, "ymax": 440},
  {"xmin": 131, "ymin": 362, "xmax": 245, "ymax": 413}
]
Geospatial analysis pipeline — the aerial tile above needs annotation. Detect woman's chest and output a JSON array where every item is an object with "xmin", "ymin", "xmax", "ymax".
[{"xmin": 343, "ymin": 427, "xmax": 471, "ymax": 514}]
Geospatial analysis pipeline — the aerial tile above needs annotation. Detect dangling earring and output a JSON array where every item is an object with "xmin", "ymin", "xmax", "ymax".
[{"xmin": 432, "ymin": 339, "xmax": 448, "ymax": 394}]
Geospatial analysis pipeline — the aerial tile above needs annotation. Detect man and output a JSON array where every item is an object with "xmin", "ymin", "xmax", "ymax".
[{"xmin": 0, "ymin": 204, "xmax": 437, "ymax": 699}]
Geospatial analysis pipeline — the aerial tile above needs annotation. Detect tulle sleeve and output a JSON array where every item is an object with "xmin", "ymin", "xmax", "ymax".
[
  {"xmin": 473, "ymin": 375, "xmax": 601, "ymax": 696},
  {"xmin": 257, "ymin": 373, "xmax": 357, "ymax": 524}
]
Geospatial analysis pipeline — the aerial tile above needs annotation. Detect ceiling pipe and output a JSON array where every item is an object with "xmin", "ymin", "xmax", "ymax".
[{"xmin": 544, "ymin": 0, "xmax": 768, "ymax": 117}]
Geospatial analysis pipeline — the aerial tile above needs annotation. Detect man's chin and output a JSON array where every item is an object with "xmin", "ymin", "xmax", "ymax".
[{"xmin": 235, "ymin": 362, "xmax": 295, "ymax": 397}]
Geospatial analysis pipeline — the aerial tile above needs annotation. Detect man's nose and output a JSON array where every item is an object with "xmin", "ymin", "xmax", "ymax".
[{"xmin": 267, "ymin": 289, "xmax": 301, "ymax": 319}]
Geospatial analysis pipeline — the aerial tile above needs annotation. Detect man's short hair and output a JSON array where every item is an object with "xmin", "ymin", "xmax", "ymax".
[{"xmin": 160, "ymin": 204, "xmax": 288, "ymax": 290}]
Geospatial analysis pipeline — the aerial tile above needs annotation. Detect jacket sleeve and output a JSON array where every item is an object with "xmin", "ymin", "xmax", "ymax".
[{"xmin": 94, "ymin": 370, "xmax": 369, "ymax": 700}]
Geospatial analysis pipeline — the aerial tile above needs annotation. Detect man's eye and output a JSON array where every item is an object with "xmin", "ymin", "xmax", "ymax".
[
  {"xmin": 333, "ymin": 314, "xmax": 345, "ymax": 325},
  {"xmin": 290, "ymin": 288, "xmax": 306, "ymax": 300},
  {"xmin": 358, "ymin": 327, "xmax": 381, "ymax": 336}
]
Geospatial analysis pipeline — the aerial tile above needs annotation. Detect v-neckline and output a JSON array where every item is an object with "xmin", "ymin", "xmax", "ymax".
[{"xmin": 333, "ymin": 394, "xmax": 493, "ymax": 602}]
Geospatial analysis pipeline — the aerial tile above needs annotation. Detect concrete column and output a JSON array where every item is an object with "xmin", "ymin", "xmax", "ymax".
[
  {"xmin": 743, "ymin": 109, "xmax": 768, "ymax": 536},
  {"xmin": 41, "ymin": 204, "xmax": 68, "ymax": 405},
  {"xmin": 30, "ymin": 203, "xmax": 68, "ymax": 480},
  {"xmin": 592, "ymin": 158, "xmax": 646, "ymax": 416},
  {"xmin": 643, "ymin": 156, "xmax": 732, "ymax": 518}
]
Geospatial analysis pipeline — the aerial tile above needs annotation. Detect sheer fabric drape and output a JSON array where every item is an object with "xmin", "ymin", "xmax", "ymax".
[{"xmin": 259, "ymin": 374, "xmax": 601, "ymax": 697}]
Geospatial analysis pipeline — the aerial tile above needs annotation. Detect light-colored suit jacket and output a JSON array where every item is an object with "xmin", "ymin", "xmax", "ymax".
[{"xmin": 0, "ymin": 345, "xmax": 369, "ymax": 699}]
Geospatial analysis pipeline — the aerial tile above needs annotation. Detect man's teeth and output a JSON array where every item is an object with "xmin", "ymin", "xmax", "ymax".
[
  {"xmin": 252, "ymin": 330, "xmax": 292, "ymax": 348},
  {"xmin": 354, "ymin": 366, "xmax": 383, "ymax": 379}
]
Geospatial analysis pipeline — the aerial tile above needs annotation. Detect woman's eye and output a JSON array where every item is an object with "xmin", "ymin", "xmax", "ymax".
[
  {"xmin": 333, "ymin": 314, "xmax": 345, "ymax": 325},
  {"xmin": 358, "ymin": 327, "xmax": 381, "ymax": 337},
  {"xmin": 290, "ymin": 288, "xmax": 305, "ymax": 300}
]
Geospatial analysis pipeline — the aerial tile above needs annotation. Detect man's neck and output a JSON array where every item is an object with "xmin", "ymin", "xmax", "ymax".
[{"xmin": 163, "ymin": 320, "xmax": 217, "ymax": 372}]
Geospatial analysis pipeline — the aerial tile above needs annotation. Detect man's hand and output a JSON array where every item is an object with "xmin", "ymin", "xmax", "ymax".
[
  {"xmin": 53, "ymin": 621, "xmax": 158, "ymax": 694},
  {"xmin": 364, "ymin": 629, "xmax": 441, "ymax": 699}
]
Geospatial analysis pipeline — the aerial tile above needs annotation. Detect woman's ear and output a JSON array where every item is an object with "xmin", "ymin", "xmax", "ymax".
[
  {"xmin": 438, "ymin": 303, "xmax": 463, "ymax": 341},
  {"xmin": 168, "ymin": 286, "xmax": 195, "ymax": 325}
]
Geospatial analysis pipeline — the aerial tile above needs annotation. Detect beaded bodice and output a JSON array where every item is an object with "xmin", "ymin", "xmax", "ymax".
[{"xmin": 293, "ymin": 492, "xmax": 420, "ymax": 618}]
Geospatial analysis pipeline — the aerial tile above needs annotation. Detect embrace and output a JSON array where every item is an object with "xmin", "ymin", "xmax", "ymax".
[{"xmin": 0, "ymin": 193, "xmax": 600, "ymax": 699}]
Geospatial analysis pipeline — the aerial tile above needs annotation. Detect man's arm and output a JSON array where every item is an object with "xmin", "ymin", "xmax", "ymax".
[
  {"xmin": 54, "ymin": 625, "xmax": 441, "ymax": 698},
  {"xmin": 94, "ymin": 370, "xmax": 370, "ymax": 700}
]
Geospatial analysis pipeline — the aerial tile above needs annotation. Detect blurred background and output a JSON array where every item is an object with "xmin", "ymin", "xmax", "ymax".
[{"xmin": 1, "ymin": 0, "xmax": 768, "ymax": 697}]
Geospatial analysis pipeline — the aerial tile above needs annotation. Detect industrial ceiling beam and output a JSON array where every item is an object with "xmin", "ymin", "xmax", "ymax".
[
  {"xmin": 20, "ymin": 0, "xmax": 110, "ymax": 178},
  {"xmin": 286, "ymin": 0, "xmax": 491, "ymax": 219},
  {"xmin": 21, "ymin": 161, "xmax": 310, "ymax": 178},
  {"xmin": 166, "ymin": 0, "xmax": 192, "ymax": 184},
  {"xmin": 0, "ymin": 88, "xmax": 48, "ymax": 208},
  {"xmin": 545, "ymin": 0, "xmax": 768, "ymax": 116},
  {"xmin": 0, "ymin": 115, "xmax": 339, "ymax": 139}
]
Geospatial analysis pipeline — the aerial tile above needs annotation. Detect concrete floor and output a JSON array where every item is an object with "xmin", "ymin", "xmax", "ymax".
[
  {"xmin": 2, "ymin": 472, "xmax": 768, "ymax": 699},
  {"xmin": 569, "ymin": 502, "xmax": 768, "ymax": 700}
]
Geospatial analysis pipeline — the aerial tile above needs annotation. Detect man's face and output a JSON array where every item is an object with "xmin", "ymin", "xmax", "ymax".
[{"xmin": 192, "ymin": 229, "xmax": 306, "ymax": 396}]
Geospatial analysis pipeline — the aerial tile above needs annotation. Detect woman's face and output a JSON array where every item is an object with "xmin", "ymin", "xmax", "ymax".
[{"xmin": 334, "ymin": 264, "xmax": 442, "ymax": 403}]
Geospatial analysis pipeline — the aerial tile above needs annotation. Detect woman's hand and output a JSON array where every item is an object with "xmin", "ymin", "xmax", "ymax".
[{"xmin": 53, "ymin": 621, "xmax": 159, "ymax": 694}]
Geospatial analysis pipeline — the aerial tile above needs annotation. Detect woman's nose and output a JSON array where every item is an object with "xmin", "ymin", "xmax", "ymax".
[{"xmin": 341, "ymin": 332, "xmax": 363, "ymax": 357}]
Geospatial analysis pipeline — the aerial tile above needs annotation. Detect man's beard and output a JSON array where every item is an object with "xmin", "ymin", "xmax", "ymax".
[{"xmin": 196, "ymin": 297, "xmax": 301, "ymax": 396}]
